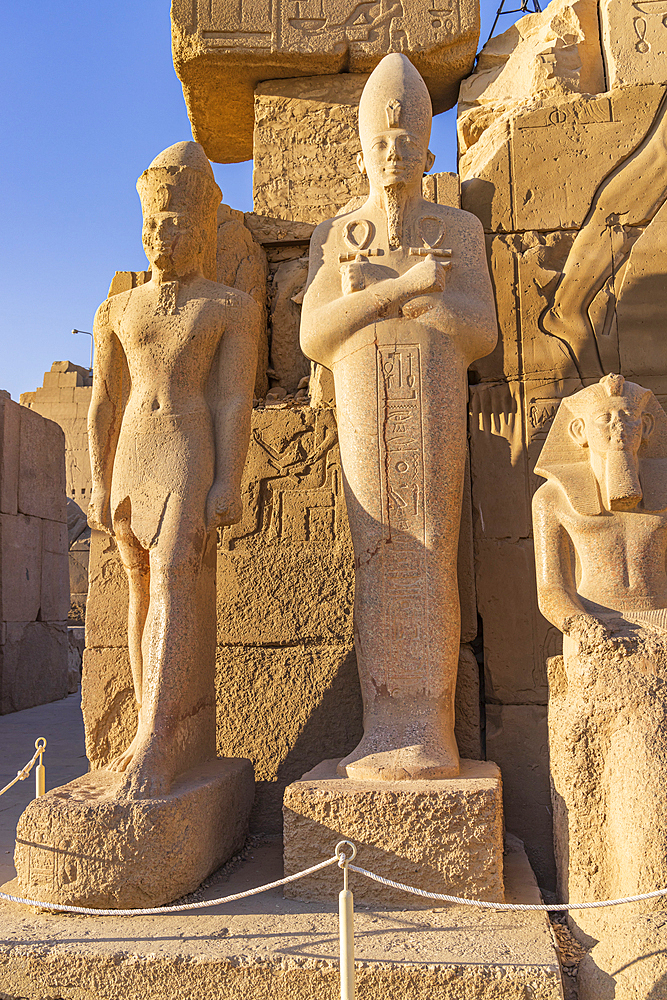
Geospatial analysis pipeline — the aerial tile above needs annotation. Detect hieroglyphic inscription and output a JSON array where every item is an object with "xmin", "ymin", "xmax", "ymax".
[
  {"xmin": 377, "ymin": 346, "xmax": 428, "ymax": 689},
  {"xmin": 195, "ymin": 0, "xmax": 458, "ymax": 52},
  {"xmin": 517, "ymin": 97, "xmax": 614, "ymax": 129},
  {"xmin": 27, "ymin": 845, "xmax": 56, "ymax": 890}
]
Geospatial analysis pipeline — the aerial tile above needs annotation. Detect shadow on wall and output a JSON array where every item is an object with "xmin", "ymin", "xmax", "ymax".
[{"xmin": 217, "ymin": 646, "xmax": 363, "ymax": 834}]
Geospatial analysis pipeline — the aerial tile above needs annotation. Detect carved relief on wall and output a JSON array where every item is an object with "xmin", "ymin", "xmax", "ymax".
[
  {"xmin": 187, "ymin": 0, "xmax": 461, "ymax": 60},
  {"xmin": 220, "ymin": 407, "xmax": 343, "ymax": 552},
  {"xmin": 540, "ymin": 90, "xmax": 667, "ymax": 382}
]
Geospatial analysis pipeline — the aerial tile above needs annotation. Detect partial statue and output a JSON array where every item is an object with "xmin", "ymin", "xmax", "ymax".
[
  {"xmin": 533, "ymin": 373, "xmax": 667, "ymax": 996},
  {"xmin": 88, "ymin": 141, "xmax": 262, "ymax": 799},
  {"xmin": 300, "ymin": 54, "xmax": 498, "ymax": 781}
]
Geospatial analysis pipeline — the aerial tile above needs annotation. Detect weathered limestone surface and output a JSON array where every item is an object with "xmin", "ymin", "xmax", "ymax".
[
  {"xmin": 458, "ymin": 0, "xmax": 604, "ymax": 156},
  {"xmin": 455, "ymin": 643, "xmax": 482, "ymax": 759},
  {"xmin": 67, "ymin": 497, "xmax": 91, "ymax": 618},
  {"xmin": 284, "ymin": 758, "xmax": 505, "ymax": 906},
  {"xmin": 485, "ymin": 704, "xmax": 554, "ymax": 889},
  {"xmin": 268, "ymin": 256, "xmax": 311, "ymax": 391},
  {"xmin": 216, "ymin": 202, "xmax": 270, "ymax": 398},
  {"xmin": 254, "ymin": 74, "xmax": 369, "ymax": 225},
  {"xmin": 532, "ymin": 375, "xmax": 667, "ymax": 998},
  {"xmin": 21, "ymin": 361, "xmax": 93, "ymax": 510},
  {"xmin": 13, "ymin": 760, "xmax": 253, "ymax": 909},
  {"xmin": 0, "ymin": 841, "xmax": 562, "ymax": 1000},
  {"xmin": 0, "ymin": 393, "xmax": 69, "ymax": 714},
  {"xmin": 601, "ymin": 0, "xmax": 667, "ymax": 89},
  {"xmin": 172, "ymin": 0, "xmax": 481, "ymax": 163},
  {"xmin": 457, "ymin": 0, "xmax": 667, "ymax": 891}
]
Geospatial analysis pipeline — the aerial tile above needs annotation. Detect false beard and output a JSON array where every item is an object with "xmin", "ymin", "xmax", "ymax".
[
  {"xmin": 605, "ymin": 449, "xmax": 643, "ymax": 510},
  {"xmin": 383, "ymin": 185, "xmax": 405, "ymax": 249}
]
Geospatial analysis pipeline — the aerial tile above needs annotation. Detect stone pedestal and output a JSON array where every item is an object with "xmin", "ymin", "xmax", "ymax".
[
  {"xmin": 11, "ymin": 757, "xmax": 254, "ymax": 909},
  {"xmin": 283, "ymin": 759, "xmax": 504, "ymax": 907}
]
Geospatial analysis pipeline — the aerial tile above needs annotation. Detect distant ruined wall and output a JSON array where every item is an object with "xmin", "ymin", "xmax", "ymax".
[
  {"xmin": 21, "ymin": 361, "xmax": 93, "ymax": 510},
  {"xmin": 0, "ymin": 392, "xmax": 69, "ymax": 714}
]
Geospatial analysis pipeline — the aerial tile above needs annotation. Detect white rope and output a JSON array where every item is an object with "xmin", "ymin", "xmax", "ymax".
[
  {"xmin": 0, "ymin": 855, "xmax": 339, "ymax": 916},
  {"xmin": 347, "ymin": 863, "xmax": 667, "ymax": 911},
  {"xmin": 0, "ymin": 739, "xmax": 46, "ymax": 798},
  {"xmin": 3, "ymin": 843, "xmax": 667, "ymax": 916}
]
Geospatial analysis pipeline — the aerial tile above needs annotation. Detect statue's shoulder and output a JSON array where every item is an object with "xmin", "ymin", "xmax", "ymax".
[
  {"xmin": 94, "ymin": 291, "xmax": 129, "ymax": 329},
  {"xmin": 423, "ymin": 200, "xmax": 484, "ymax": 236},
  {"xmin": 200, "ymin": 278, "xmax": 261, "ymax": 322},
  {"xmin": 198, "ymin": 276, "xmax": 251, "ymax": 304},
  {"xmin": 532, "ymin": 478, "xmax": 569, "ymax": 517},
  {"xmin": 309, "ymin": 213, "xmax": 348, "ymax": 248}
]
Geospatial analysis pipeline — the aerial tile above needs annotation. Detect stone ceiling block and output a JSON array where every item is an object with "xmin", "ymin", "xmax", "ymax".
[{"xmin": 172, "ymin": 0, "xmax": 480, "ymax": 162}]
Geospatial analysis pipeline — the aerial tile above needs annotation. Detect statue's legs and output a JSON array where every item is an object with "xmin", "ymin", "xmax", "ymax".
[
  {"xmin": 107, "ymin": 521, "xmax": 150, "ymax": 773},
  {"xmin": 111, "ymin": 495, "xmax": 217, "ymax": 800},
  {"xmin": 333, "ymin": 336, "xmax": 465, "ymax": 780}
]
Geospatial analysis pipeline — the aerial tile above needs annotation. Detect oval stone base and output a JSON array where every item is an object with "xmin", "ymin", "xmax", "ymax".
[{"xmin": 12, "ymin": 757, "xmax": 254, "ymax": 909}]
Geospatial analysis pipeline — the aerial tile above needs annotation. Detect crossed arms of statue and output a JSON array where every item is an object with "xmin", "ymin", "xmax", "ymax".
[{"xmin": 300, "ymin": 214, "xmax": 497, "ymax": 366}]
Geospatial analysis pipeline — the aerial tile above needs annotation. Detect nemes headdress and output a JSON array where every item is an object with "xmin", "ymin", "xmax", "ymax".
[
  {"xmin": 534, "ymin": 374, "xmax": 667, "ymax": 514},
  {"xmin": 358, "ymin": 54, "xmax": 432, "ymax": 150},
  {"xmin": 137, "ymin": 142, "xmax": 221, "ymax": 279}
]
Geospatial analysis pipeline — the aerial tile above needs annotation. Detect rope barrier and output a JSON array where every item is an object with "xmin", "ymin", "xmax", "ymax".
[
  {"xmin": 1, "ymin": 841, "xmax": 666, "ymax": 915},
  {"xmin": 0, "ymin": 739, "xmax": 46, "ymax": 799},
  {"xmin": 346, "ymin": 863, "xmax": 667, "ymax": 912},
  {"xmin": 3, "ymin": 837, "xmax": 667, "ymax": 1000},
  {"xmin": 0, "ymin": 854, "xmax": 340, "ymax": 916}
]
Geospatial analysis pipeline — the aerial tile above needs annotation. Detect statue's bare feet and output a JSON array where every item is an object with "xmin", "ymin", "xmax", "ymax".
[
  {"xmin": 106, "ymin": 730, "xmax": 143, "ymax": 773},
  {"xmin": 114, "ymin": 735, "xmax": 173, "ymax": 800},
  {"xmin": 337, "ymin": 718, "xmax": 460, "ymax": 780}
]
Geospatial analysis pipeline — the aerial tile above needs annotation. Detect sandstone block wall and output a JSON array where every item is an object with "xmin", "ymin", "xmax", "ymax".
[
  {"xmin": 458, "ymin": 0, "xmax": 667, "ymax": 888},
  {"xmin": 0, "ymin": 392, "xmax": 69, "ymax": 714},
  {"xmin": 172, "ymin": 0, "xmax": 480, "ymax": 162}
]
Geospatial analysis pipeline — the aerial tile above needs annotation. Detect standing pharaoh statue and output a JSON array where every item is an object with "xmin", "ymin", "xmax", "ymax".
[
  {"xmin": 533, "ymin": 374, "xmax": 667, "ymax": 998},
  {"xmin": 10, "ymin": 141, "xmax": 259, "ymax": 910},
  {"xmin": 300, "ymin": 54, "xmax": 498, "ymax": 780},
  {"xmin": 87, "ymin": 141, "xmax": 261, "ymax": 799}
]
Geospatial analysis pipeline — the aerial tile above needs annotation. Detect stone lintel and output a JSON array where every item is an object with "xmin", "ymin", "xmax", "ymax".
[{"xmin": 283, "ymin": 758, "xmax": 504, "ymax": 906}]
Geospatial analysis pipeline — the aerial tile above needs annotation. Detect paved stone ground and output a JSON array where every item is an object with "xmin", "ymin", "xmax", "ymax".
[
  {"xmin": 0, "ymin": 693, "xmax": 566, "ymax": 1000},
  {"xmin": 0, "ymin": 691, "xmax": 88, "ymax": 885}
]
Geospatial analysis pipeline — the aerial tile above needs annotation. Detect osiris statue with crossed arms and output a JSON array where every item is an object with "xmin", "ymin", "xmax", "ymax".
[{"xmin": 300, "ymin": 55, "xmax": 498, "ymax": 781}]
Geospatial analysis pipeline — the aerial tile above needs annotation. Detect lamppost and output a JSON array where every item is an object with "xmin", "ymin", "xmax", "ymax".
[{"xmin": 72, "ymin": 329, "xmax": 93, "ymax": 372}]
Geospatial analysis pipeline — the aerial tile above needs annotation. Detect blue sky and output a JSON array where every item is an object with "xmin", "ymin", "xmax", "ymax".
[{"xmin": 1, "ymin": 1, "xmax": 522, "ymax": 402}]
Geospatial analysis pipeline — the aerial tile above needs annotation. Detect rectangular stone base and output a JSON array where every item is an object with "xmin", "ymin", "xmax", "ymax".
[
  {"xmin": 10, "ymin": 757, "xmax": 254, "ymax": 908},
  {"xmin": 283, "ymin": 758, "xmax": 505, "ymax": 907},
  {"xmin": 0, "ymin": 839, "xmax": 563, "ymax": 1000}
]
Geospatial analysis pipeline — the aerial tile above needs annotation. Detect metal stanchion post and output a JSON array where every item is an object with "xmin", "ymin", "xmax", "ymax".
[
  {"xmin": 336, "ymin": 840, "xmax": 357, "ymax": 1000},
  {"xmin": 34, "ymin": 738, "xmax": 46, "ymax": 797}
]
